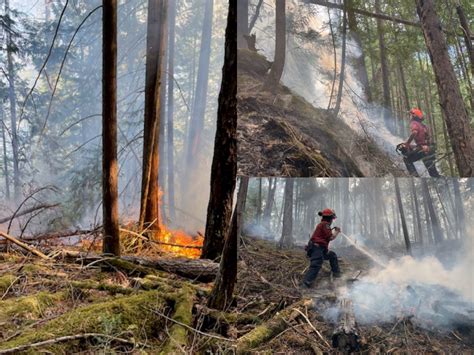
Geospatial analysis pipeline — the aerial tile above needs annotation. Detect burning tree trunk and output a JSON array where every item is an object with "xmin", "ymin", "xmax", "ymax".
[
  {"xmin": 139, "ymin": 0, "xmax": 166, "ymax": 233},
  {"xmin": 4, "ymin": 0, "xmax": 20, "ymax": 200},
  {"xmin": 102, "ymin": 0, "xmax": 120, "ymax": 256},
  {"xmin": 201, "ymin": 0, "xmax": 237, "ymax": 261},
  {"xmin": 279, "ymin": 178, "xmax": 293, "ymax": 248},
  {"xmin": 394, "ymin": 178, "xmax": 411, "ymax": 255},
  {"xmin": 166, "ymin": 0, "xmax": 177, "ymax": 221},
  {"xmin": 416, "ymin": 0, "xmax": 474, "ymax": 177},
  {"xmin": 264, "ymin": 0, "xmax": 286, "ymax": 90}
]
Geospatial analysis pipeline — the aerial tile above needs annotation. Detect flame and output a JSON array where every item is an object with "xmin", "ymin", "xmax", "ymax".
[{"xmin": 153, "ymin": 224, "xmax": 204, "ymax": 259}]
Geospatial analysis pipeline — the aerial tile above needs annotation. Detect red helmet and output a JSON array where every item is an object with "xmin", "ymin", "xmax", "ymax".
[
  {"xmin": 319, "ymin": 208, "xmax": 337, "ymax": 218},
  {"xmin": 409, "ymin": 108, "xmax": 424, "ymax": 120}
]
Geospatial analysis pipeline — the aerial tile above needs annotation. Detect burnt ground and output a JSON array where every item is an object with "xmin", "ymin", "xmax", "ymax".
[
  {"xmin": 237, "ymin": 49, "xmax": 406, "ymax": 177},
  {"xmin": 234, "ymin": 236, "xmax": 474, "ymax": 353}
]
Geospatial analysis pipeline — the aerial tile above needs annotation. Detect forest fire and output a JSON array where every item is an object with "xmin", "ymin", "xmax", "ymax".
[{"xmin": 154, "ymin": 224, "xmax": 204, "ymax": 259}]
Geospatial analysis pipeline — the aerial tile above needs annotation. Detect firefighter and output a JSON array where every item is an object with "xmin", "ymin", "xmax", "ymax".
[
  {"xmin": 302, "ymin": 208, "xmax": 341, "ymax": 288},
  {"xmin": 398, "ymin": 108, "xmax": 440, "ymax": 177}
]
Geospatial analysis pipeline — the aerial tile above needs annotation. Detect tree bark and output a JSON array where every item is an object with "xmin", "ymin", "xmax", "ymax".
[
  {"xmin": 139, "ymin": 0, "xmax": 166, "ymax": 232},
  {"xmin": 394, "ymin": 179, "xmax": 411, "ymax": 254},
  {"xmin": 279, "ymin": 178, "xmax": 293, "ymax": 248},
  {"xmin": 4, "ymin": 0, "xmax": 20, "ymax": 200},
  {"xmin": 102, "ymin": 0, "xmax": 120, "ymax": 256},
  {"xmin": 166, "ymin": 0, "xmax": 177, "ymax": 221},
  {"xmin": 416, "ymin": 0, "xmax": 474, "ymax": 177},
  {"xmin": 264, "ymin": 0, "xmax": 286, "ymax": 90},
  {"xmin": 201, "ymin": 1, "xmax": 237, "ymax": 260}
]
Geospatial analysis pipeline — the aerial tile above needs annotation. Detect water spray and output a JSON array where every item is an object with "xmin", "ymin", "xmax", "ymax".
[{"xmin": 338, "ymin": 232, "xmax": 387, "ymax": 268}]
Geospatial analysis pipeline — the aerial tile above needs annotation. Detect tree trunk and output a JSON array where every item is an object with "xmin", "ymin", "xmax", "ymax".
[
  {"xmin": 264, "ymin": 0, "xmax": 286, "ymax": 90},
  {"xmin": 201, "ymin": 1, "xmax": 237, "ymax": 260},
  {"xmin": 263, "ymin": 178, "xmax": 276, "ymax": 226},
  {"xmin": 375, "ymin": 0, "xmax": 392, "ymax": 132},
  {"xmin": 256, "ymin": 178, "xmax": 262, "ymax": 223},
  {"xmin": 249, "ymin": 0, "xmax": 264, "ymax": 33},
  {"xmin": 0, "ymin": 108, "xmax": 10, "ymax": 199},
  {"xmin": 455, "ymin": 1, "xmax": 473, "ymax": 76},
  {"xmin": 102, "ymin": 0, "xmax": 120, "ymax": 256},
  {"xmin": 139, "ymin": 0, "xmax": 166, "ymax": 233},
  {"xmin": 5, "ymin": 0, "xmax": 20, "ymax": 200},
  {"xmin": 185, "ymin": 0, "xmax": 213, "ymax": 176},
  {"xmin": 452, "ymin": 179, "xmax": 466, "ymax": 239},
  {"xmin": 421, "ymin": 179, "xmax": 443, "ymax": 243},
  {"xmin": 208, "ymin": 173, "xmax": 247, "ymax": 310},
  {"xmin": 410, "ymin": 179, "xmax": 423, "ymax": 245},
  {"xmin": 334, "ymin": 3, "xmax": 347, "ymax": 117},
  {"xmin": 237, "ymin": 0, "xmax": 248, "ymax": 49},
  {"xmin": 166, "ymin": 0, "xmax": 176, "ymax": 221},
  {"xmin": 158, "ymin": 0, "xmax": 169, "ymax": 223},
  {"xmin": 279, "ymin": 178, "xmax": 293, "ymax": 248},
  {"xmin": 416, "ymin": 0, "xmax": 474, "ymax": 177},
  {"xmin": 394, "ymin": 179, "xmax": 411, "ymax": 254}
]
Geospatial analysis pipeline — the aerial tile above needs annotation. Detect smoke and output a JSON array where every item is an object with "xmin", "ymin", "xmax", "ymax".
[{"xmin": 337, "ymin": 236, "xmax": 474, "ymax": 331}]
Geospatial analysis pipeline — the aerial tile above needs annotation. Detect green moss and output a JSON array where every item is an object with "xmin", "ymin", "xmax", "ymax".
[
  {"xmin": 0, "ymin": 274, "xmax": 16, "ymax": 293},
  {"xmin": 70, "ymin": 280, "xmax": 134, "ymax": 295},
  {"xmin": 161, "ymin": 285, "xmax": 195, "ymax": 354},
  {"xmin": 0, "ymin": 290, "xmax": 168, "ymax": 352}
]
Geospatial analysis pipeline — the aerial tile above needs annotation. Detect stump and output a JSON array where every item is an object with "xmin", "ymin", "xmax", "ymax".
[{"xmin": 331, "ymin": 298, "xmax": 360, "ymax": 352}]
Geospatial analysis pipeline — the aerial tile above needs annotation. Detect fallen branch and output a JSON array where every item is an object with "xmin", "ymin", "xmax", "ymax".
[
  {"xmin": 0, "ymin": 231, "xmax": 50, "ymax": 260},
  {"xmin": 21, "ymin": 229, "xmax": 100, "ymax": 242},
  {"xmin": 235, "ymin": 298, "xmax": 314, "ymax": 353},
  {"xmin": 120, "ymin": 228, "xmax": 202, "ymax": 249},
  {"xmin": 0, "ymin": 203, "xmax": 60, "ymax": 224},
  {"xmin": 0, "ymin": 332, "xmax": 149, "ymax": 354}
]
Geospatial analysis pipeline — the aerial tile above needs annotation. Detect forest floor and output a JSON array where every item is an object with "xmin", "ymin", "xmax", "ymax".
[
  {"xmin": 237, "ymin": 49, "xmax": 406, "ymax": 177},
  {"xmin": 233, "ymin": 236, "xmax": 474, "ymax": 354},
  {"xmin": 0, "ymin": 233, "xmax": 472, "ymax": 353}
]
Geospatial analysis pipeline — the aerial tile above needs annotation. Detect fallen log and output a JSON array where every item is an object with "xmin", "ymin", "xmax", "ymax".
[
  {"xmin": 0, "ymin": 231, "xmax": 50, "ymax": 260},
  {"xmin": 57, "ymin": 250, "xmax": 218, "ymax": 282},
  {"xmin": 21, "ymin": 229, "xmax": 99, "ymax": 242},
  {"xmin": 331, "ymin": 298, "xmax": 360, "ymax": 352},
  {"xmin": 235, "ymin": 298, "xmax": 315, "ymax": 354}
]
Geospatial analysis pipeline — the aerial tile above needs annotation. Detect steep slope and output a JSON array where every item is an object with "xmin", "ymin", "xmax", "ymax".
[{"xmin": 238, "ymin": 49, "xmax": 406, "ymax": 177}]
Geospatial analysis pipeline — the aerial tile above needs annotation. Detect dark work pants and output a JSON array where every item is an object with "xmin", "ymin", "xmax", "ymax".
[
  {"xmin": 403, "ymin": 149, "xmax": 440, "ymax": 177},
  {"xmin": 303, "ymin": 245, "xmax": 340, "ymax": 286}
]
